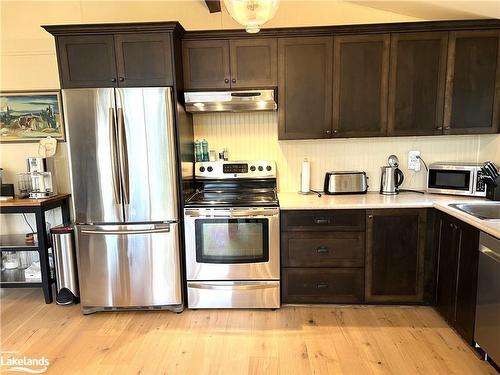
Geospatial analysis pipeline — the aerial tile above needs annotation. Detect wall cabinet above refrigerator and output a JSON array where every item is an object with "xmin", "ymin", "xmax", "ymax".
[{"xmin": 45, "ymin": 23, "xmax": 183, "ymax": 88}]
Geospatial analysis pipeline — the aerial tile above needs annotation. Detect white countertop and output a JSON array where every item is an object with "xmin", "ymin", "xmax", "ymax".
[{"xmin": 278, "ymin": 192, "xmax": 500, "ymax": 238}]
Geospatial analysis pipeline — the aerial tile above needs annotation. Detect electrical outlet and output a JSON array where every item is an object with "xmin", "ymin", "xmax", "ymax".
[{"xmin": 408, "ymin": 150, "xmax": 421, "ymax": 171}]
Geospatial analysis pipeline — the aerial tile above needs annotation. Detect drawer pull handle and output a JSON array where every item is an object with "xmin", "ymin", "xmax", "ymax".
[
  {"xmin": 316, "ymin": 247, "xmax": 329, "ymax": 254},
  {"xmin": 314, "ymin": 218, "xmax": 330, "ymax": 225},
  {"xmin": 316, "ymin": 283, "xmax": 329, "ymax": 289}
]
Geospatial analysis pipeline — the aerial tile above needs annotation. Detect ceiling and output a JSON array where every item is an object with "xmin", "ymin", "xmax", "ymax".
[{"xmin": 345, "ymin": 1, "xmax": 500, "ymax": 20}]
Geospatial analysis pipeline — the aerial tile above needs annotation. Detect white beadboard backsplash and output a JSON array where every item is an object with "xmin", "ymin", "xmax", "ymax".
[{"xmin": 193, "ymin": 112, "xmax": 499, "ymax": 193}]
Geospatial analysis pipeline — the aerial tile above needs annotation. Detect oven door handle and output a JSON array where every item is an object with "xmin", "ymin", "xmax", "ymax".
[
  {"xmin": 185, "ymin": 210, "xmax": 279, "ymax": 218},
  {"xmin": 188, "ymin": 282, "xmax": 278, "ymax": 290}
]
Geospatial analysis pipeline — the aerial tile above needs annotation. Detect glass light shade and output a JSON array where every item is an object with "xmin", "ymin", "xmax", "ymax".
[{"xmin": 223, "ymin": 0, "xmax": 280, "ymax": 33}]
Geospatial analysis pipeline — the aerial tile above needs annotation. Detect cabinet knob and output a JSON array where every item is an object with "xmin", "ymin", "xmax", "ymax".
[
  {"xmin": 231, "ymin": 78, "xmax": 236, "ymax": 83},
  {"xmin": 333, "ymin": 129, "xmax": 339, "ymax": 134},
  {"xmin": 444, "ymin": 126, "xmax": 450, "ymax": 130},
  {"xmin": 368, "ymin": 214, "xmax": 373, "ymax": 219},
  {"xmin": 325, "ymin": 130, "xmax": 331, "ymax": 135},
  {"xmin": 316, "ymin": 247, "xmax": 329, "ymax": 254},
  {"xmin": 436, "ymin": 126, "xmax": 443, "ymax": 131},
  {"xmin": 316, "ymin": 283, "xmax": 329, "ymax": 289},
  {"xmin": 111, "ymin": 78, "xmax": 117, "ymax": 82},
  {"xmin": 119, "ymin": 77, "xmax": 125, "ymax": 82},
  {"xmin": 224, "ymin": 78, "xmax": 229, "ymax": 84}
]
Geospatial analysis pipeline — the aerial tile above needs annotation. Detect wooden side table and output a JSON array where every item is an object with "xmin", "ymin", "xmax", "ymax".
[{"xmin": 0, "ymin": 194, "xmax": 71, "ymax": 303}]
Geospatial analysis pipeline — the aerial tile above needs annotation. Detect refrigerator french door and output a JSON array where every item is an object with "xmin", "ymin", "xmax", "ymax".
[{"xmin": 63, "ymin": 87, "xmax": 183, "ymax": 313}]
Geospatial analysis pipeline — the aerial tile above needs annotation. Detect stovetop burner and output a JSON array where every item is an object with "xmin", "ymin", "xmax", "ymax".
[{"xmin": 186, "ymin": 190, "xmax": 278, "ymax": 207}]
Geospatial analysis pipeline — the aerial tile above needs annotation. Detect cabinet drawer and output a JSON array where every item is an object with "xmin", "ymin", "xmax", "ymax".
[
  {"xmin": 282, "ymin": 232, "xmax": 365, "ymax": 267},
  {"xmin": 281, "ymin": 210, "xmax": 365, "ymax": 232},
  {"xmin": 282, "ymin": 268, "xmax": 364, "ymax": 303}
]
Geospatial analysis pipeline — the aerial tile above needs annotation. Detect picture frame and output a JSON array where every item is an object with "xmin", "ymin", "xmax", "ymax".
[{"xmin": 0, "ymin": 90, "xmax": 65, "ymax": 142}]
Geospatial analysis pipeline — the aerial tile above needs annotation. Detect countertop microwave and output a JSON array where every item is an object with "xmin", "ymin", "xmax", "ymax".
[{"xmin": 427, "ymin": 162, "xmax": 486, "ymax": 197}]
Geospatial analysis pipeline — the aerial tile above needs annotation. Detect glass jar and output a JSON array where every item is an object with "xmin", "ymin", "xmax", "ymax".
[{"xmin": 2, "ymin": 251, "xmax": 19, "ymax": 270}]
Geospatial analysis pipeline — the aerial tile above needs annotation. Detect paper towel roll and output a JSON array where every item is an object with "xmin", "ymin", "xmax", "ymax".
[{"xmin": 301, "ymin": 158, "xmax": 310, "ymax": 193}]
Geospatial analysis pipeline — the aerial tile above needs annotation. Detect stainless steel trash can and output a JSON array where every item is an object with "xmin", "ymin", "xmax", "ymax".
[{"xmin": 51, "ymin": 225, "xmax": 79, "ymax": 305}]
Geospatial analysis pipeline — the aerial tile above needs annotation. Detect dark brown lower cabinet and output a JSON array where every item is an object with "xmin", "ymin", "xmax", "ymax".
[
  {"xmin": 281, "ymin": 209, "xmax": 437, "ymax": 305},
  {"xmin": 435, "ymin": 212, "xmax": 480, "ymax": 344},
  {"xmin": 282, "ymin": 268, "xmax": 364, "ymax": 304},
  {"xmin": 365, "ymin": 209, "xmax": 428, "ymax": 303},
  {"xmin": 281, "ymin": 210, "xmax": 365, "ymax": 304}
]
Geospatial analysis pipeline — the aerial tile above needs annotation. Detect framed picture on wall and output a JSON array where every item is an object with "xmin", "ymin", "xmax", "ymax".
[{"xmin": 0, "ymin": 90, "xmax": 65, "ymax": 142}]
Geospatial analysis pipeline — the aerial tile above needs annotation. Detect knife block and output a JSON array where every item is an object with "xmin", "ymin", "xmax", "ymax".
[{"xmin": 486, "ymin": 177, "xmax": 500, "ymax": 201}]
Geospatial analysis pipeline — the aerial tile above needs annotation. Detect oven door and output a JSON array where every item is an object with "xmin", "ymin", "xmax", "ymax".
[
  {"xmin": 427, "ymin": 167, "xmax": 474, "ymax": 196},
  {"xmin": 184, "ymin": 207, "xmax": 280, "ymax": 280}
]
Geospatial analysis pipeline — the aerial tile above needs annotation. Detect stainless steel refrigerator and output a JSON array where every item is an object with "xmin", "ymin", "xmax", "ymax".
[{"xmin": 62, "ymin": 87, "xmax": 183, "ymax": 314}]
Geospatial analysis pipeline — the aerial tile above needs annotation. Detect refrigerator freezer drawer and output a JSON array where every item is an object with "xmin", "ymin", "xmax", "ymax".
[
  {"xmin": 187, "ymin": 281, "xmax": 280, "ymax": 309},
  {"xmin": 76, "ymin": 223, "xmax": 182, "ymax": 313}
]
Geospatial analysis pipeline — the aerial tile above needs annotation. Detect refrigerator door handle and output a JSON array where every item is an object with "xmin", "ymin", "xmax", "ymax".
[
  {"xmin": 109, "ymin": 107, "xmax": 121, "ymax": 205},
  {"xmin": 117, "ymin": 107, "xmax": 130, "ymax": 205}
]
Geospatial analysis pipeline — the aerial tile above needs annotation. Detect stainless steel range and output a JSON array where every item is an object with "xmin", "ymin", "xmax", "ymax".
[{"xmin": 184, "ymin": 160, "xmax": 280, "ymax": 309}]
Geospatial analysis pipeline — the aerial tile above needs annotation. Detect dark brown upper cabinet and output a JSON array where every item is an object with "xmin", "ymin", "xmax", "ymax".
[
  {"xmin": 444, "ymin": 30, "xmax": 500, "ymax": 134},
  {"xmin": 278, "ymin": 37, "xmax": 333, "ymax": 140},
  {"xmin": 55, "ymin": 33, "xmax": 174, "ymax": 88},
  {"xmin": 182, "ymin": 38, "xmax": 277, "ymax": 90},
  {"xmin": 229, "ymin": 39, "xmax": 277, "ymax": 88},
  {"xmin": 388, "ymin": 32, "xmax": 448, "ymax": 136},
  {"xmin": 333, "ymin": 34, "xmax": 389, "ymax": 138},
  {"xmin": 365, "ymin": 209, "xmax": 427, "ymax": 303},
  {"xmin": 182, "ymin": 40, "xmax": 231, "ymax": 89},
  {"xmin": 114, "ymin": 33, "xmax": 173, "ymax": 87},
  {"xmin": 57, "ymin": 35, "xmax": 117, "ymax": 88}
]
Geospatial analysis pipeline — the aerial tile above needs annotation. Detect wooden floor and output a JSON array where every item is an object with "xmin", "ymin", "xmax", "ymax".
[{"xmin": 0, "ymin": 289, "xmax": 496, "ymax": 375}]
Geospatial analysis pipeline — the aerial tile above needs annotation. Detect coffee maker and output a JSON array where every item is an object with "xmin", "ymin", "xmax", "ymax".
[
  {"xmin": 26, "ymin": 157, "xmax": 57, "ymax": 198},
  {"xmin": 380, "ymin": 155, "xmax": 404, "ymax": 195}
]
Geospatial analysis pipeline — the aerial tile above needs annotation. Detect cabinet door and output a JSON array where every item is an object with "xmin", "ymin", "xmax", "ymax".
[
  {"xmin": 435, "ymin": 214, "xmax": 459, "ymax": 320},
  {"xmin": 444, "ymin": 30, "xmax": 500, "ymax": 134},
  {"xmin": 229, "ymin": 38, "xmax": 277, "ymax": 88},
  {"xmin": 388, "ymin": 32, "xmax": 448, "ymax": 136},
  {"xmin": 278, "ymin": 37, "xmax": 333, "ymax": 140},
  {"xmin": 114, "ymin": 33, "xmax": 173, "ymax": 87},
  {"xmin": 57, "ymin": 35, "xmax": 117, "ymax": 88},
  {"xmin": 365, "ymin": 209, "xmax": 427, "ymax": 303},
  {"xmin": 182, "ymin": 40, "xmax": 230, "ymax": 89},
  {"xmin": 333, "ymin": 34, "xmax": 389, "ymax": 137},
  {"xmin": 454, "ymin": 221, "xmax": 480, "ymax": 344}
]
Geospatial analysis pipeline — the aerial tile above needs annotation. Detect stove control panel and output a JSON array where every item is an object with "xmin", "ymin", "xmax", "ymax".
[{"xmin": 195, "ymin": 160, "xmax": 276, "ymax": 179}]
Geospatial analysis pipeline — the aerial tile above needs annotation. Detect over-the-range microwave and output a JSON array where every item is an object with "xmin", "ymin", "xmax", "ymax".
[{"xmin": 427, "ymin": 162, "xmax": 486, "ymax": 197}]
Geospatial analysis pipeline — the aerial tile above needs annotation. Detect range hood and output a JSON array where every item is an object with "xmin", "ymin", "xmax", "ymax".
[{"xmin": 184, "ymin": 90, "xmax": 277, "ymax": 113}]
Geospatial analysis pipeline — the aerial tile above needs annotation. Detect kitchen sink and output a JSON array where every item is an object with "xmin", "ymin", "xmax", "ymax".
[{"xmin": 449, "ymin": 203, "xmax": 500, "ymax": 220}]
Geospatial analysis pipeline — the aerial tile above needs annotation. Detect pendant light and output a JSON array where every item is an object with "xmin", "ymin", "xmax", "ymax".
[{"xmin": 223, "ymin": 0, "xmax": 280, "ymax": 34}]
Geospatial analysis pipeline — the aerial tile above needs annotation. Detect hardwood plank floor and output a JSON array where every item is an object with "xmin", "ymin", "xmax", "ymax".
[{"xmin": 0, "ymin": 289, "xmax": 496, "ymax": 375}]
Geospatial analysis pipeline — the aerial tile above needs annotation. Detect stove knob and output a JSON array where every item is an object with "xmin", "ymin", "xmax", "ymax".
[
  {"xmin": 207, "ymin": 166, "xmax": 213, "ymax": 172},
  {"xmin": 199, "ymin": 166, "xmax": 205, "ymax": 172},
  {"xmin": 250, "ymin": 165, "xmax": 256, "ymax": 171},
  {"xmin": 258, "ymin": 166, "xmax": 263, "ymax": 171},
  {"xmin": 266, "ymin": 165, "xmax": 272, "ymax": 171}
]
